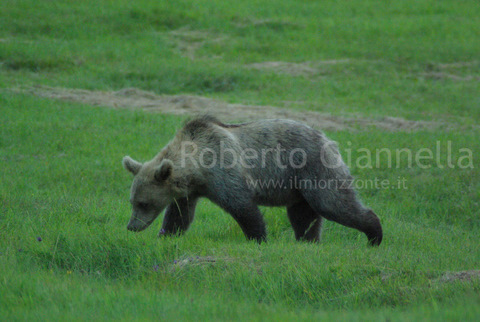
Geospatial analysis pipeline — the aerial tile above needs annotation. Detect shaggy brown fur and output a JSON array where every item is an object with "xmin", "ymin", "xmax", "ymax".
[{"xmin": 123, "ymin": 116, "xmax": 383, "ymax": 246}]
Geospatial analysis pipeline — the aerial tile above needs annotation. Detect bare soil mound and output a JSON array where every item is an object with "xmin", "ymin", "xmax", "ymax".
[{"xmin": 20, "ymin": 85, "xmax": 454, "ymax": 132}]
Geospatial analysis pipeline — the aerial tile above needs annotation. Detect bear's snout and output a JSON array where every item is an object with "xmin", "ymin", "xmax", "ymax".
[
  {"xmin": 126, "ymin": 217, "xmax": 148, "ymax": 232},
  {"xmin": 127, "ymin": 222, "xmax": 142, "ymax": 232},
  {"xmin": 127, "ymin": 212, "xmax": 159, "ymax": 232}
]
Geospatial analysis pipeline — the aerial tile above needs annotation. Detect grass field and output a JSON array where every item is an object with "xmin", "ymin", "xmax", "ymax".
[{"xmin": 1, "ymin": 0, "xmax": 479, "ymax": 320}]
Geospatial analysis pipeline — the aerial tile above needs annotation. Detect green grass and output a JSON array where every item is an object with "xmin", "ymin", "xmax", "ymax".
[
  {"xmin": 1, "ymin": 0, "xmax": 479, "ymax": 320},
  {"xmin": 1, "ymin": 0, "xmax": 480, "ymax": 121}
]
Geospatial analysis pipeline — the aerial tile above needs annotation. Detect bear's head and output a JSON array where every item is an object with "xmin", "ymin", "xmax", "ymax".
[{"xmin": 122, "ymin": 156, "xmax": 180, "ymax": 232}]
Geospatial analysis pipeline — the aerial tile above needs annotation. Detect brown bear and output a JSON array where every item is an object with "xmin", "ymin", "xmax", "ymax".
[{"xmin": 122, "ymin": 116, "xmax": 382, "ymax": 246}]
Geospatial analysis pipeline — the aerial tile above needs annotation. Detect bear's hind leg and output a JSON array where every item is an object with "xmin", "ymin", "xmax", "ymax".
[
  {"xmin": 159, "ymin": 197, "xmax": 198, "ymax": 236},
  {"xmin": 301, "ymin": 188, "xmax": 382, "ymax": 246},
  {"xmin": 287, "ymin": 200, "xmax": 323, "ymax": 242}
]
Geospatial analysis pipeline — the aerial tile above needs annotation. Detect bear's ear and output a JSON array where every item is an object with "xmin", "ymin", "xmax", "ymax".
[
  {"xmin": 155, "ymin": 159, "xmax": 173, "ymax": 182},
  {"xmin": 123, "ymin": 156, "xmax": 142, "ymax": 175}
]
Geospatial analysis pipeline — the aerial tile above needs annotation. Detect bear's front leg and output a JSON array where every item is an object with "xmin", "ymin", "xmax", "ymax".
[
  {"xmin": 159, "ymin": 197, "xmax": 198, "ymax": 237},
  {"xmin": 205, "ymin": 179, "xmax": 267, "ymax": 243},
  {"xmin": 219, "ymin": 202, "xmax": 267, "ymax": 243}
]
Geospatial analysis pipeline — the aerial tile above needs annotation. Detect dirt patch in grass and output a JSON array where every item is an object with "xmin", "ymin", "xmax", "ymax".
[
  {"xmin": 233, "ymin": 18, "xmax": 302, "ymax": 30},
  {"xmin": 165, "ymin": 256, "xmax": 234, "ymax": 273},
  {"xmin": 167, "ymin": 28, "xmax": 226, "ymax": 59},
  {"xmin": 436, "ymin": 61, "xmax": 479, "ymax": 69},
  {"xmin": 246, "ymin": 59, "xmax": 480, "ymax": 80},
  {"xmin": 421, "ymin": 72, "xmax": 480, "ymax": 81},
  {"xmin": 246, "ymin": 60, "xmax": 351, "ymax": 77},
  {"xmin": 18, "ymin": 85, "xmax": 459, "ymax": 132},
  {"xmin": 420, "ymin": 61, "xmax": 480, "ymax": 81},
  {"xmin": 436, "ymin": 270, "xmax": 480, "ymax": 283}
]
